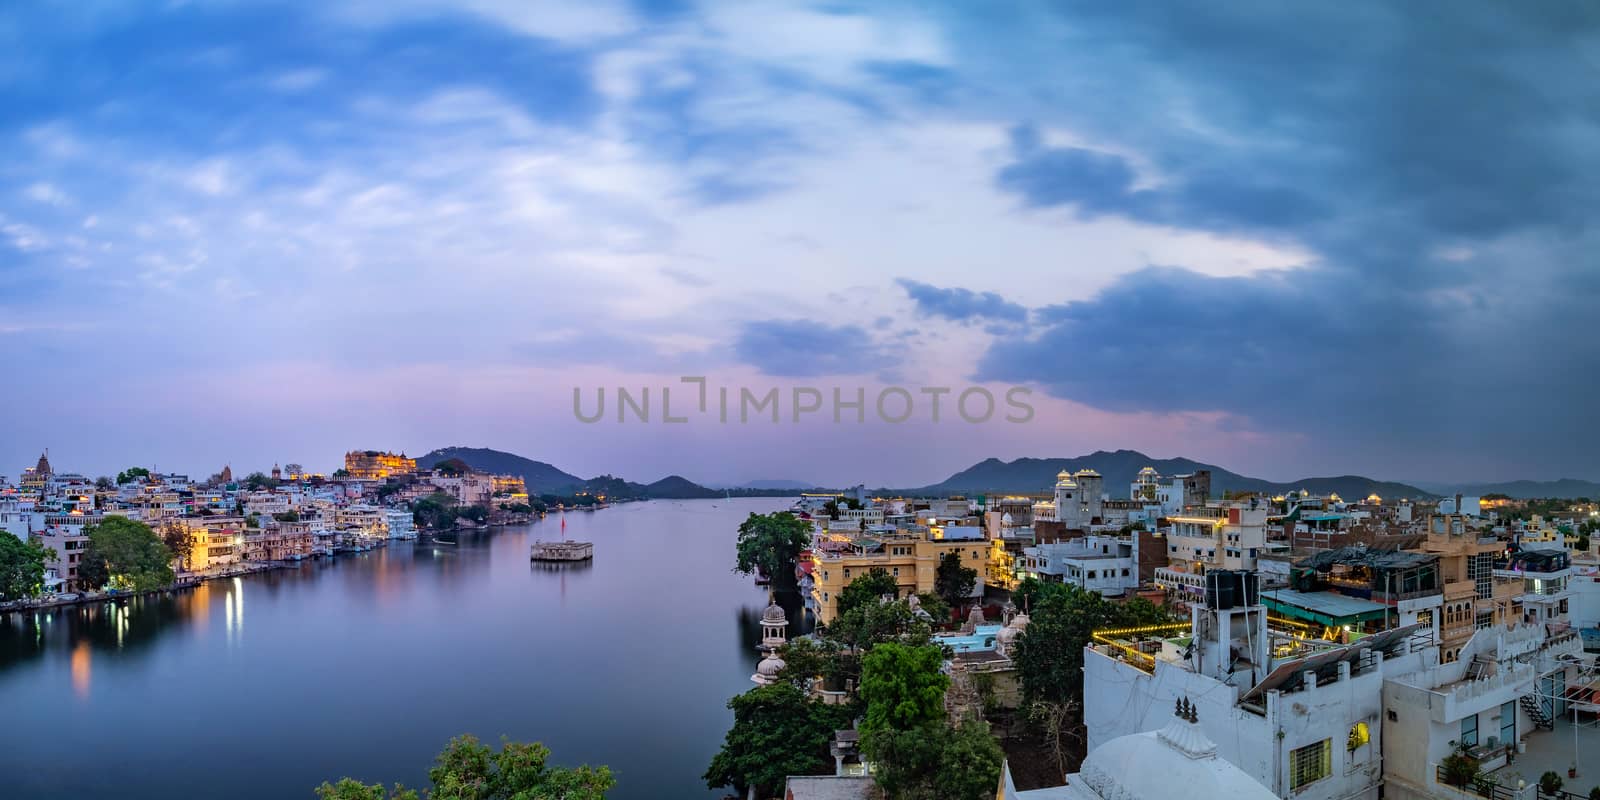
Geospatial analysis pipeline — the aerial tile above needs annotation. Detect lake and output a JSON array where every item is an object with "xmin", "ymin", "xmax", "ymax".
[{"xmin": 0, "ymin": 498, "xmax": 802, "ymax": 799}]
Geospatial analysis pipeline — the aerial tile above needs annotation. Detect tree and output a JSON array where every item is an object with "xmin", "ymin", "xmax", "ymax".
[
  {"xmin": 318, "ymin": 734, "xmax": 611, "ymax": 800},
  {"xmin": 734, "ymin": 512, "xmax": 811, "ymax": 589},
  {"xmin": 933, "ymin": 551, "xmax": 977, "ymax": 610},
  {"xmin": 79, "ymin": 517, "xmax": 174, "ymax": 592},
  {"xmin": 836, "ymin": 568, "xmax": 900, "ymax": 616},
  {"xmin": 1015, "ymin": 582, "xmax": 1170, "ymax": 706},
  {"xmin": 332, "ymin": 468, "xmax": 352, "ymax": 479},
  {"xmin": 0, "ymin": 534, "xmax": 50, "ymax": 599},
  {"xmin": 824, "ymin": 598, "xmax": 932, "ymax": 655},
  {"xmin": 94, "ymin": 476, "xmax": 115, "ymax": 491},
  {"xmin": 315, "ymin": 780, "xmax": 418, "ymax": 800},
  {"xmin": 859, "ymin": 642, "xmax": 949, "ymax": 740},
  {"xmin": 241, "ymin": 471, "xmax": 277, "ymax": 490},
  {"xmin": 776, "ymin": 636, "xmax": 848, "ymax": 693},
  {"xmin": 413, "ymin": 493, "xmax": 459, "ymax": 530},
  {"xmin": 704, "ymin": 683, "xmax": 853, "ymax": 800},
  {"xmin": 862, "ymin": 715, "xmax": 1002, "ymax": 800},
  {"xmin": 115, "ymin": 466, "xmax": 150, "ymax": 485},
  {"xmin": 273, "ymin": 511, "xmax": 300, "ymax": 523},
  {"xmin": 458, "ymin": 504, "xmax": 492, "ymax": 524},
  {"xmin": 914, "ymin": 592, "xmax": 950, "ymax": 626},
  {"xmin": 160, "ymin": 523, "xmax": 194, "ymax": 573}
]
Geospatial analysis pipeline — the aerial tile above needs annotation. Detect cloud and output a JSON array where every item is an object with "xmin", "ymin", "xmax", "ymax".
[
  {"xmin": 897, "ymin": 278, "xmax": 1026, "ymax": 323},
  {"xmin": 733, "ymin": 319, "xmax": 898, "ymax": 377}
]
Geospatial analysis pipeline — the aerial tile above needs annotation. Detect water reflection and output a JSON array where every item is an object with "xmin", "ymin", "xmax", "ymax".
[
  {"xmin": 1, "ymin": 499, "xmax": 791, "ymax": 800},
  {"xmin": 0, "ymin": 592, "xmax": 190, "ymax": 670},
  {"xmin": 70, "ymin": 640, "xmax": 90, "ymax": 699}
]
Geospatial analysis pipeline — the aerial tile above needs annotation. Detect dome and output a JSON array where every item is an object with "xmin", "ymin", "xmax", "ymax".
[
  {"xmin": 1001, "ymin": 512, "xmax": 1014, "ymax": 526},
  {"xmin": 762, "ymin": 601, "xmax": 788, "ymax": 626},
  {"xmin": 751, "ymin": 650, "xmax": 786, "ymax": 685},
  {"xmin": 1074, "ymin": 708, "xmax": 1276, "ymax": 800},
  {"xmin": 1074, "ymin": 469, "xmax": 1100, "ymax": 478}
]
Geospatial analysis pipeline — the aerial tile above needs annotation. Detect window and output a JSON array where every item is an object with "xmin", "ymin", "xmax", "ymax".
[
  {"xmin": 1290, "ymin": 740, "xmax": 1331, "ymax": 790},
  {"xmin": 1347, "ymin": 722, "xmax": 1371, "ymax": 765},
  {"xmin": 1499, "ymin": 701, "xmax": 1514, "ymax": 747},
  {"xmin": 1460, "ymin": 714, "xmax": 1478, "ymax": 748},
  {"xmin": 891, "ymin": 567, "xmax": 899, "ymax": 577}
]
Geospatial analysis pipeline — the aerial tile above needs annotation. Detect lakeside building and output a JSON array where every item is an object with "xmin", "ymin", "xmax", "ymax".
[
  {"xmin": 342, "ymin": 450, "xmax": 417, "ymax": 480},
  {"xmin": 806, "ymin": 522, "xmax": 997, "ymax": 624}
]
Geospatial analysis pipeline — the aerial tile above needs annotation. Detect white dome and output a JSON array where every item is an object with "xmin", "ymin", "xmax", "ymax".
[
  {"xmin": 1001, "ymin": 512, "xmax": 1014, "ymax": 525},
  {"xmin": 762, "ymin": 601, "xmax": 788, "ymax": 626},
  {"xmin": 1074, "ymin": 715, "xmax": 1276, "ymax": 800},
  {"xmin": 751, "ymin": 651, "xmax": 786, "ymax": 685}
]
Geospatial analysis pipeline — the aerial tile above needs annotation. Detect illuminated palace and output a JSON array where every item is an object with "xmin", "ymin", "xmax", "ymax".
[{"xmin": 342, "ymin": 450, "xmax": 417, "ymax": 480}]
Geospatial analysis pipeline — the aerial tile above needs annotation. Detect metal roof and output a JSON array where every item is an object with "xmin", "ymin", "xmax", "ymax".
[{"xmin": 1261, "ymin": 589, "xmax": 1391, "ymax": 624}]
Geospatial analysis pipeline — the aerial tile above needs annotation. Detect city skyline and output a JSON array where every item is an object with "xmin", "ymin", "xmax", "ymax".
[{"xmin": 3, "ymin": 2, "xmax": 1597, "ymax": 485}]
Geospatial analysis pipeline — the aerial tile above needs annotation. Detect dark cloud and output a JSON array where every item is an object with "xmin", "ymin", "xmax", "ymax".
[
  {"xmin": 897, "ymin": 278, "xmax": 1027, "ymax": 323},
  {"xmin": 733, "ymin": 320, "xmax": 899, "ymax": 378},
  {"xmin": 969, "ymin": 2, "xmax": 1600, "ymax": 477}
]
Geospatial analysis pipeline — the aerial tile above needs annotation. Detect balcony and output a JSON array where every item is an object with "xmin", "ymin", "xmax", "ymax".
[{"xmin": 1421, "ymin": 661, "xmax": 1536, "ymax": 724}]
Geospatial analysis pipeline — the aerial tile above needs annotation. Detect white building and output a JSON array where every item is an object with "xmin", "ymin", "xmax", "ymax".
[
  {"xmin": 1380, "ymin": 623, "xmax": 1585, "ymax": 800},
  {"xmin": 384, "ymin": 508, "xmax": 416, "ymax": 539},
  {"xmin": 1021, "ymin": 534, "xmax": 1140, "ymax": 596},
  {"xmin": 1004, "ymin": 699, "xmax": 1279, "ymax": 800},
  {"xmin": 1084, "ymin": 571, "xmax": 1434, "ymax": 800},
  {"xmin": 1166, "ymin": 503, "xmax": 1270, "ymax": 572}
]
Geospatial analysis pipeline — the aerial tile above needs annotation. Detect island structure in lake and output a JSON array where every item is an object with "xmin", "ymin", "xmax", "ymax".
[{"xmin": 529, "ymin": 540, "xmax": 594, "ymax": 562}]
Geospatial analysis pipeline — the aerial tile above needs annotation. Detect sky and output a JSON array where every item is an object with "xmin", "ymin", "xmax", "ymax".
[{"xmin": 2, "ymin": 1, "xmax": 1597, "ymax": 488}]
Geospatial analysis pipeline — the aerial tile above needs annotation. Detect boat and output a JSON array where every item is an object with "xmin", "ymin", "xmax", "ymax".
[{"xmin": 530, "ymin": 540, "xmax": 594, "ymax": 562}]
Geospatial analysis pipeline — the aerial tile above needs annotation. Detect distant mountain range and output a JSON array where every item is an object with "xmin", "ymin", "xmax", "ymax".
[
  {"xmin": 414, "ymin": 447, "xmax": 800, "ymax": 500},
  {"xmin": 912, "ymin": 449, "xmax": 1436, "ymax": 500},
  {"xmin": 1411, "ymin": 478, "xmax": 1600, "ymax": 500},
  {"xmin": 416, "ymin": 445, "xmax": 1599, "ymax": 503}
]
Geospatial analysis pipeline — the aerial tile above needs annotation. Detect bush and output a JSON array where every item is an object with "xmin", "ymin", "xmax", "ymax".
[{"xmin": 1539, "ymin": 771, "xmax": 1563, "ymax": 797}]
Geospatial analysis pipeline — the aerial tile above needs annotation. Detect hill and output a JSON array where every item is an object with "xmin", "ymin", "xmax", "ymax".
[
  {"xmin": 416, "ymin": 446, "xmax": 584, "ymax": 493},
  {"xmin": 914, "ymin": 449, "xmax": 1433, "ymax": 500},
  {"xmin": 1422, "ymin": 478, "xmax": 1600, "ymax": 500},
  {"xmin": 414, "ymin": 447, "xmax": 802, "ymax": 500},
  {"xmin": 645, "ymin": 475, "xmax": 722, "ymax": 499}
]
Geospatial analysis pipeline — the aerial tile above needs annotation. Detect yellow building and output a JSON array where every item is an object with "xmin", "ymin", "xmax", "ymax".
[
  {"xmin": 1418, "ymin": 513, "xmax": 1520, "ymax": 663},
  {"xmin": 808, "ymin": 529, "xmax": 1001, "ymax": 624},
  {"xmin": 168, "ymin": 516, "xmax": 244, "ymax": 572},
  {"xmin": 342, "ymin": 451, "xmax": 417, "ymax": 480}
]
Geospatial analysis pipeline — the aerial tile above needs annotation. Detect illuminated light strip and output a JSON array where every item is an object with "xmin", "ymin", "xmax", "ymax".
[{"xmin": 1092, "ymin": 622, "xmax": 1194, "ymax": 637}]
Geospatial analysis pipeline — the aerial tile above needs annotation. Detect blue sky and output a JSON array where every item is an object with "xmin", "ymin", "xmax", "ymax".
[{"xmin": 2, "ymin": 1, "xmax": 1596, "ymax": 487}]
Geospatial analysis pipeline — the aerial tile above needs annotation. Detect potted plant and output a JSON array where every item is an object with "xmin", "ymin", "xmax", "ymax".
[
  {"xmin": 1441, "ymin": 750, "xmax": 1478, "ymax": 788},
  {"xmin": 1540, "ymin": 771, "xmax": 1564, "ymax": 797},
  {"xmin": 1588, "ymin": 785, "xmax": 1600, "ymax": 800}
]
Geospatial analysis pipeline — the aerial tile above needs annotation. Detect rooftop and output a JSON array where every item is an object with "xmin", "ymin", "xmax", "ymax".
[{"xmin": 1261, "ymin": 588, "xmax": 1392, "ymax": 626}]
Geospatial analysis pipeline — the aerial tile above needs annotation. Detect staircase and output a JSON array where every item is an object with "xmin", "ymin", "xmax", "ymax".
[{"xmin": 1519, "ymin": 693, "xmax": 1554, "ymax": 730}]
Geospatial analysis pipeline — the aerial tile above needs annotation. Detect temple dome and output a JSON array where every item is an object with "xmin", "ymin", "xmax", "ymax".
[
  {"xmin": 751, "ymin": 650, "xmax": 786, "ymax": 685},
  {"xmin": 1073, "ymin": 711, "xmax": 1276, "ymax": 800},
  {"xmin": 762, "ymin": 601, "xmax": 788, "ymax": 626}
]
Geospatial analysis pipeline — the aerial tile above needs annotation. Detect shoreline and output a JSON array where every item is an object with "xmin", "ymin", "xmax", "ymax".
[{"xmin": 4, "ymin": 508, "xmax": 613, "ymax": 615}]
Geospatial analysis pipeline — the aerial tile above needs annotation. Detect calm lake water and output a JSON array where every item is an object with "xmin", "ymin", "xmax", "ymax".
[{"xmin": 0, "ymin": 498, "xmax": 802, "ymax": 800}]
